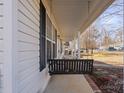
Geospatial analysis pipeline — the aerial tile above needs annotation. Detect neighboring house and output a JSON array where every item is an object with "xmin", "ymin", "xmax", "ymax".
[{"xmin": 0, "ymin": 0, "xmax": 113, "ymax": 93}]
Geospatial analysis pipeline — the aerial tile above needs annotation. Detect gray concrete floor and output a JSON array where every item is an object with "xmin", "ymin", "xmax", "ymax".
[{"xmin": 43, "ymin": 75, "xmax": 94, "ymax": 93}]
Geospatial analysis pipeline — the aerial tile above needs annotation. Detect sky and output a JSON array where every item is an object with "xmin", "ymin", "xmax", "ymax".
[{"xmin": 94, "ymin": 0, "xmax": 123, "ymax": 39}]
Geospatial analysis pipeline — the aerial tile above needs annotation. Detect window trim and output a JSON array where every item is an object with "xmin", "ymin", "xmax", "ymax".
[{"xmin": 39, "ymin": 1, "xmax": 46, "ymax": 72}]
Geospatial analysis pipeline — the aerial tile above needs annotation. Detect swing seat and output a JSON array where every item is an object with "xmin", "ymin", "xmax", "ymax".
[{"xmin": 48, "ymin": 59, "xmax": 94, "ymax": 75}]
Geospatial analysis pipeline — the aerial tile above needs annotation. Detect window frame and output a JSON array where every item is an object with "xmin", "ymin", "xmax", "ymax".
[{"xmin": 39, "ymin": 1, "xmax": 46, "ymax": 72}]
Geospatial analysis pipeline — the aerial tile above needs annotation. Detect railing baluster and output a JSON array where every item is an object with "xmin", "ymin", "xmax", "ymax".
[
  {"xmin": 53, "ymin": 61, "xmax": 56, "ymax": 72},
  {"xmin": 74, "ymin": 60, "xmax": 76, "ymax": 72},
  {"xmin": 79, "ymin": 61, "xmax": 81, "ymax": 72},
  {"xmin": 85, "ymin": 60, "xmax": 87, "ymax": 73},
  {"xmin": 87, "ymin": 61, "xmax": 89, "ymax": 72},
  {"xmin": 70, "ymin": 61, "xmax": 71, "ymax": 71},
  {"xmin": 61, "ymin": 60, "xmax": 63, "ymax": 72},
  {"xmin": 70, "ymin": 60, "xmax": 72, "ymax": 72},
  {"xmin": 62, "ymin": 60, "xmax": 64, "ymax": 72},
  {"xmin": 56, "ymin": 60, "xmax": 58, "ymax": 72},
  {"xmin": 89, "ymin": 60, "xmax": 91, "ymax": 72},
  {"xmin": 84, "ymin": 61, "xmax": 86, "ymax": 73},
  {"xmin": 48, "ymin": 60, "xmax": 50, "ymax": 72},
  {"xmin": 54, "ymin": 60, "xmax": 56, "ymax": 72},
  {"xmin": 81, "ymin": 60, "xmax": 83, "ymax": 72},
  {"xmin": 58, "ymin": 60, "xmax": 59, "ymax": 72},
  {"xmin": 89, "ymin": 61, "xmax": 90, "ymax": 72},
  {"xmin": 67, "ymin": 60, "xmax": 69, "ymax": 72},
  {"xmin": 78, "ymin": 60, "xmax": 80, "ymax": 72},
  {"xmin": 48, "ymin": 60, "xmax": 51, "ymax": 75},
  {"xmin": 57, "ymin": 60, "xmax": 58, "ymax": 72},
  {"xmin": 72, "ymin": 60, "xmax": 74, "ymax": 72},
  {"xmin": 91, "ymin": 60, "xmax": 93, "ymax": 73},
  {"xmin": 78, "ymin": 61, "xmax": 80, "ymax": 73},
  {"xmin": 65, "ymin": 60, "xmax": 67, "ymax": 72},
  {"xmin": 79, "ymin": 61, "xmax": 81, "ymax": 73},
  {"xmin": 55, "ymin": 60, "xmax": 57, "ymax": 72},
  {"xmin": 87, "ymin": 60, "xmax": 89, "ymax": 72},
  {"xmin": 60, "ymin": 60, "xmax": 61, "ymax": 71},
  {"xmin": 81, "ymin": 61, "xmax": 83, "ymax": 73},
  {"xmin": 60, "ymin": 60, "xmax": 62, "ymax": 71},
  {"xmin": 51, "ymin": 60, "xmax": 53, "ymax": 72},
  {"xmin": 86, "ymin": 60, "xmax": 88, "ymax": 73},
  {"xmin": 81, "ymin": 60, "xmax": 83, "ymax": 73},
  {"xmin": 63, "ymin": 60, "xmax": 65, "ymax": 72},
  {"xmin": 63, "ymin": 60, "xmax": 64, "ymax": 72},
  {"xmin": 69, "ymin": 60, "xmax": 70, "ymax": 72},
  {"xmin": 76, "ymin": 60, "xmax": 78, "ymax": 72}
]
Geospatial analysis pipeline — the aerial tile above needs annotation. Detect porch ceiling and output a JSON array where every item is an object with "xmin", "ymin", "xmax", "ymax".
[{"xmin": 43, "ymin": 0, "xmax": 114, "ymax": 41}]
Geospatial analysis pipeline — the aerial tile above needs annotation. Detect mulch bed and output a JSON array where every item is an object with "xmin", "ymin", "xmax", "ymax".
[{"xmin": 89, "ymin": 66, "xmax": 123, "ymax": 93}]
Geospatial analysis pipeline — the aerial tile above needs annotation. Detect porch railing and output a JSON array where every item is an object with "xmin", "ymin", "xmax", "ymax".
[{"xmin": 48, "ymin": 59, "xmax": 93, "ymax": 75}]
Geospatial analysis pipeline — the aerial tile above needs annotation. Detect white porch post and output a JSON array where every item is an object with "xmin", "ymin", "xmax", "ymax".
[
  {"xmin": 4, "ymin": 0, "xmax": 18, "ymax": 93},
  {"xmin": 77, "ymin": 32, "xmax": 80, "ymax": 59},
  {"xmin": 74, "ymin": 37, "xmax": 77, "ymax": 57}
]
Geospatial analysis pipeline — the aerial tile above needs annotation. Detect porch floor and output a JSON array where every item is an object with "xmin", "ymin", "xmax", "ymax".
[{"xmin": 43, "ymin": 75, "xmax": 94, "ymax": 93}]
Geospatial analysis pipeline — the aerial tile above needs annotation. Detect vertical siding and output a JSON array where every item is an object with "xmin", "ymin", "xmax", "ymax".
[
  {"xmin": 0, "ymin": 0, "xmax": 4, "ymax": 93},
  {"xmin": 17, "ymin": 0, "xmax": 50, "ymax": 93}
]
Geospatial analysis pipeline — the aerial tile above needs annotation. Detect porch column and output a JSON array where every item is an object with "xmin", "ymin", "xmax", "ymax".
[
  {"xmin": 74, "ymin": 37, "xmax": 76, "ymax": 57},
  {"xmin": 77, "ymin": 32, "xmax": 80, "ymax": 59}
]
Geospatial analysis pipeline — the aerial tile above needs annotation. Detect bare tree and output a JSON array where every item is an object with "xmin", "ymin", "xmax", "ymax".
[
  {"xmin": 115, "ymin": 28, "xmax": 123, "ymax": 43},
  {"xmin": 81, "ymin": 25, "xmax": 100, "ymax": 54},
  {"xmin": 101, "ymin": 27, "xmax": 113, "ymax": 48}
]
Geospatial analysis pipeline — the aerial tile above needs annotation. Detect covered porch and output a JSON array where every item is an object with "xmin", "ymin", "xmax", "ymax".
[
  {"xmin": 0, "ymin": 0, "xmax": 115, "ymax": 93},
  {"xmin": 41, "ymin": 0, "xmax": 114, "ymax": 93}
]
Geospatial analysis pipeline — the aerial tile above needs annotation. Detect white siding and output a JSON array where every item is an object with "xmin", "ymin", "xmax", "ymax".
[
  {"xmin": 0, "ymin": 0, "xmax": 4, "ymax": 93},
  {"xmin": 17, "ymin": 0, "xmax": 50, "ymax": 93}
]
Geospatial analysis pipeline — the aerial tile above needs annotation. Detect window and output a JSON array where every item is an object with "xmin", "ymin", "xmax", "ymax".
[
  {"xmin": 46, "ymin": 15, "xmax": 52, "ymax": 39},
  {"xmin": 39, "ymin": 1, "xmax": 46, "ymax": 71},
  {"xmin": 53, "ymin": 30, "xmax": 57, "ymax": 58},
  {"xmin": 47, "ymin": 40, "xmax": 52, "ymax": 60}
]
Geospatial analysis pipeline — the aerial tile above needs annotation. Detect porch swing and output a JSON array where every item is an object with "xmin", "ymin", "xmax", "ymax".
[{"xmin": 48, "ymin": 1, "xmax": 94, "ymax": 75}]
